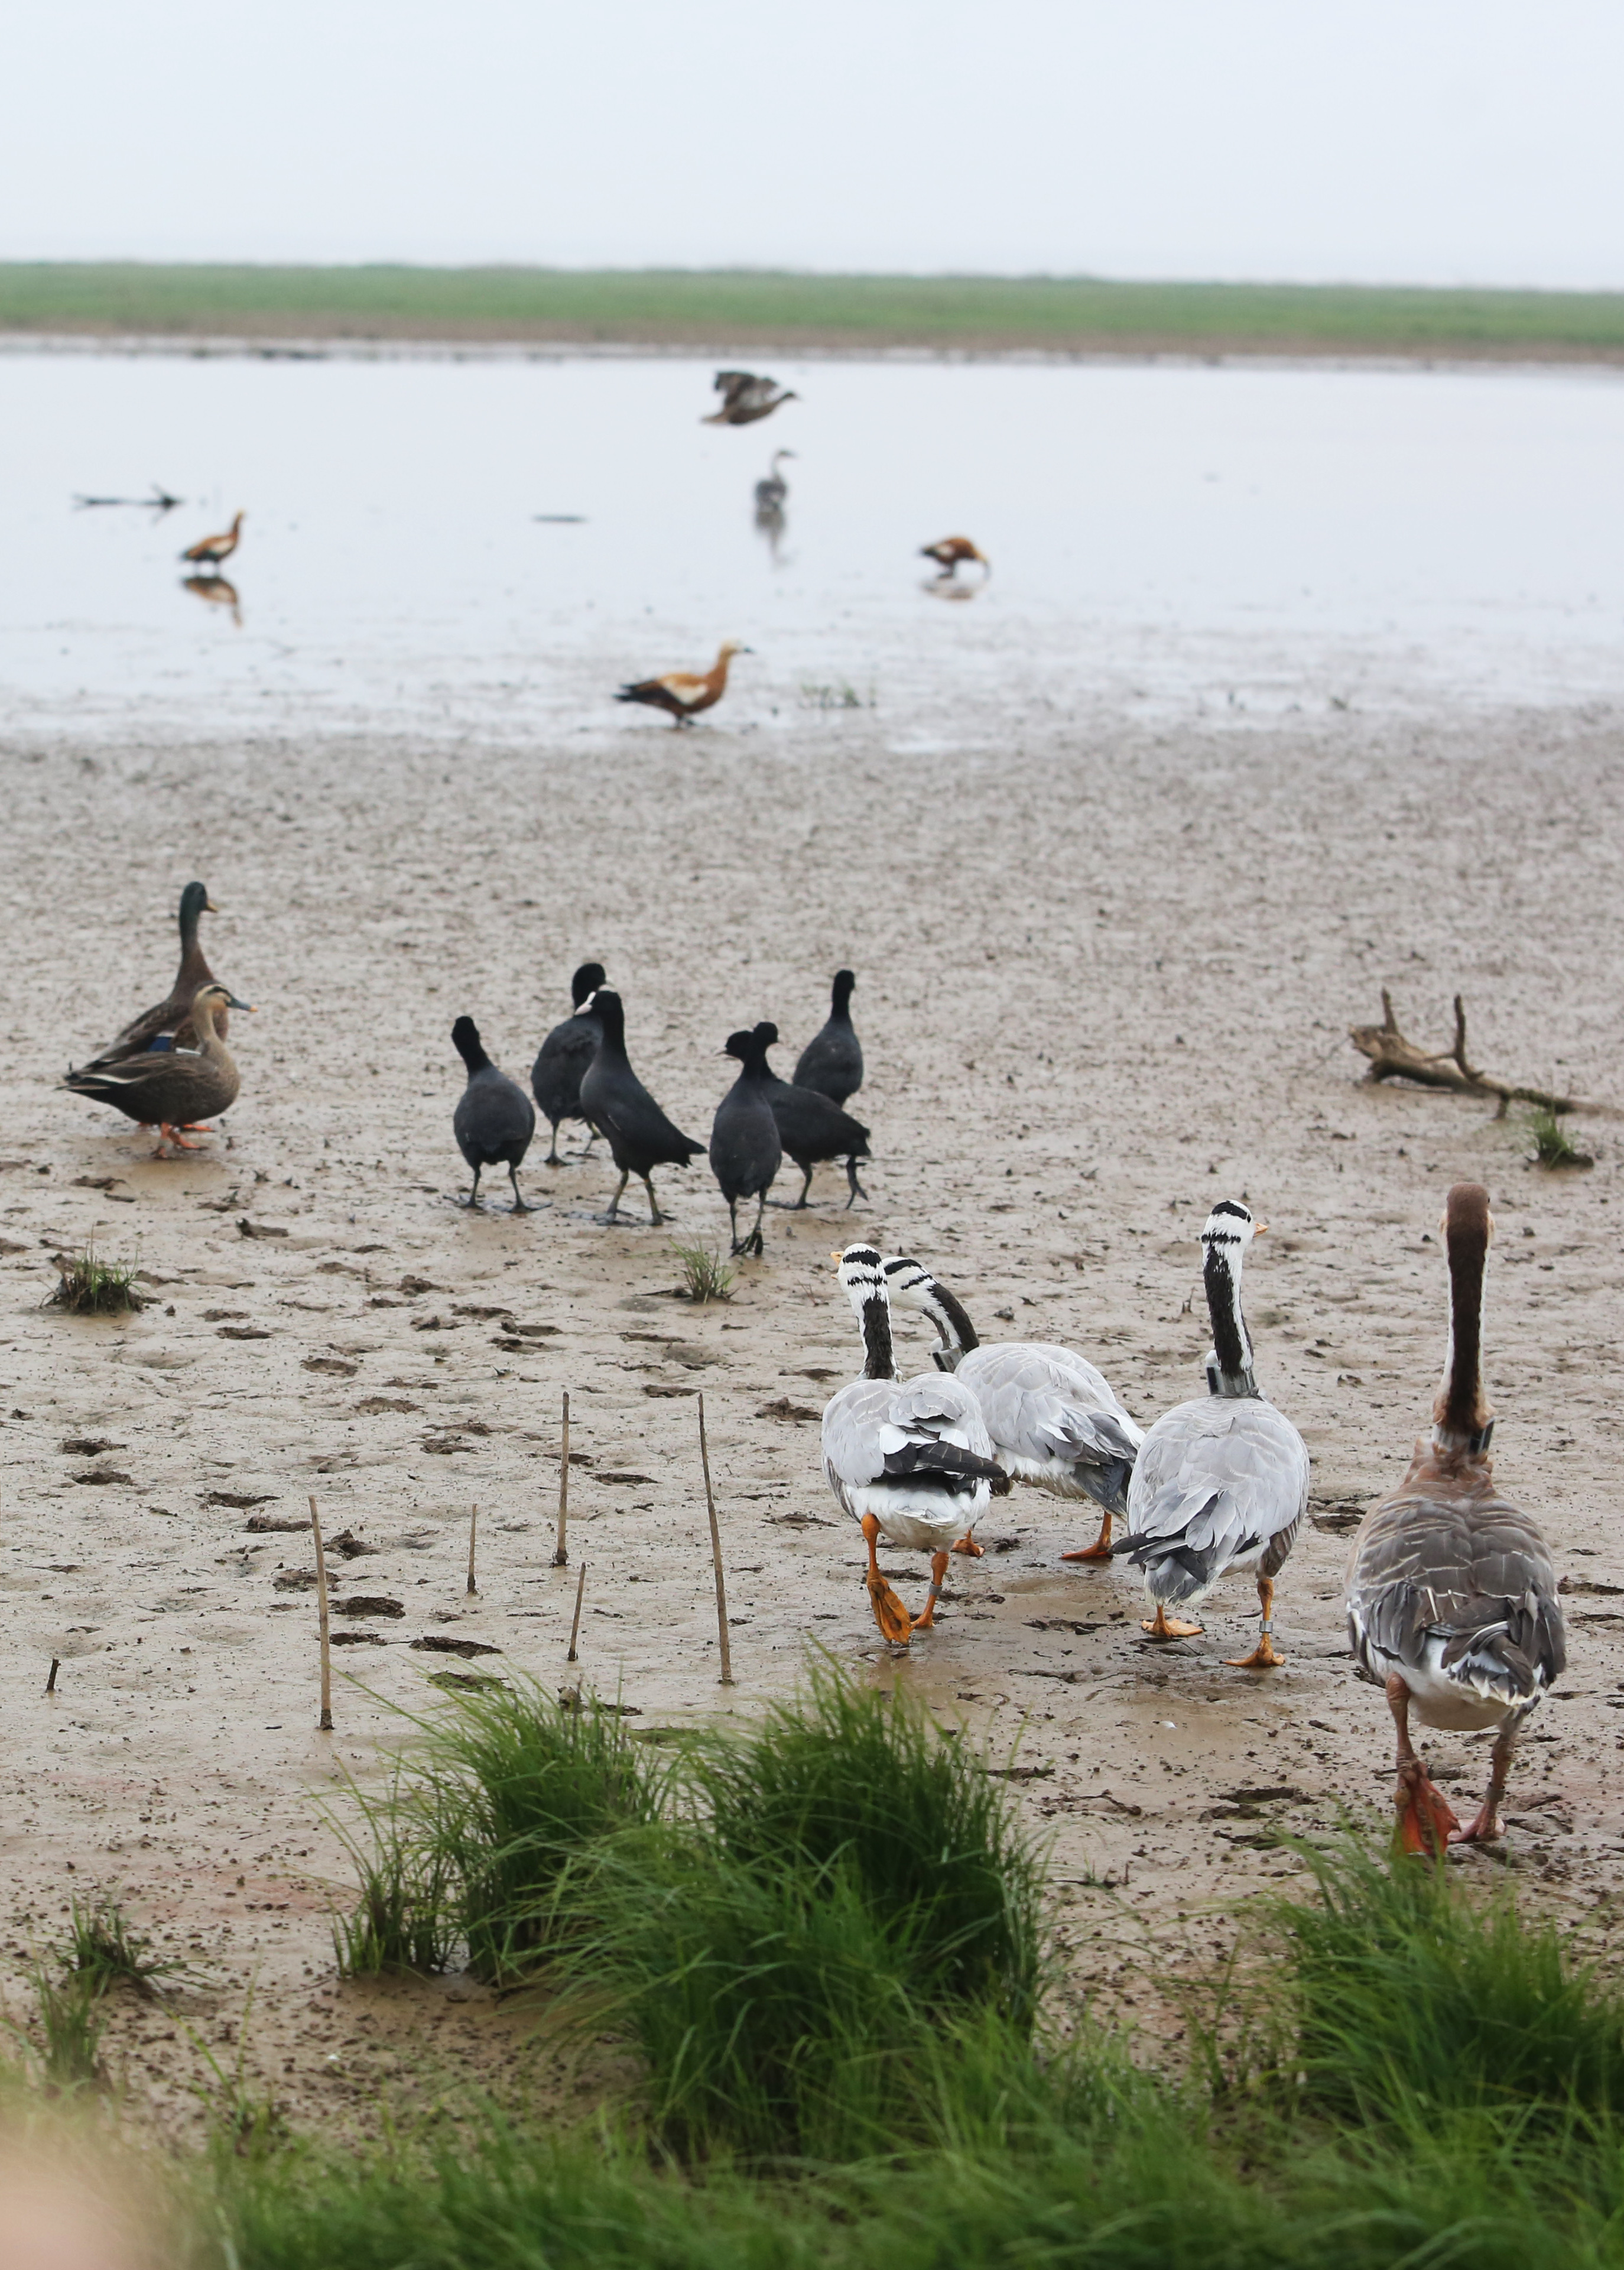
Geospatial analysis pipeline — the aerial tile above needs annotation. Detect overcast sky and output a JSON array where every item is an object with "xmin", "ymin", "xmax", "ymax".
[{"xmin": 5, "ymin": 1, "xmax": 1622, "ymax": 286}]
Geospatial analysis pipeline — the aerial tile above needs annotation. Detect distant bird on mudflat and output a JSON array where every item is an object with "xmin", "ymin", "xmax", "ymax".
[
  {"xmin": 64, "ymin": 981, "xmax": 252, "ymax": 1155},
  {"xmin": 755, "ymin": 1023, "xmax": 869, "ymax": 1208},
  {"xmin": 793, "ymin": 969, "xmax": 862, "ymax": 1107},
  {"xmin": 615, "ymin": 641, "xmax": 750, "ymax": 728},
  {"xmin": 579, "ymin": 988, "xmax": 704, "ymax": 1226},
  {"xmin": 709, "ymin": 1026, "xmax": 782, "ymax": 1256},
  {"xmin": 704, "ymin": 371, "xmax": 797, "ymax": 427},
  {"xmin": 531, "ymin": 962, "xmax": 607, "ymax": 1165},
  {"xmin": 753, "ymin": 450, "xmax": 795, "ymax": 511},
  {"xmin": 452, "ymin": 1016, "xmax": 536, "ymax": 1212},
  {"xmin": 920, "ymin": 536, "xmax": 990, "ymax": 581},
  {"xmin": 82, "ymin": 881, "xmax": 228, "ymax": 1071},
  {"xmin": 181, "ymin": 511, "xmax": 245, "ymax": 570}
]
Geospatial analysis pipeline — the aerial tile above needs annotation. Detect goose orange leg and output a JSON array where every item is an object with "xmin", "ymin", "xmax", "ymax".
[
  {"xmin": 913, "ymin": 1549, "xmax": 951, "ymax": 1632},
  {"xmin": 1062, "ymin": 1509, "xmax": 1114, "ymax": 1562},
  {"xmin": 951, "ymin": 1532, "xmax": 983, "ymax": 1557},
  {"xmin": 1388, "ymin": 1673, "xmax": 1460, "ymax": 1858},
  {"xmin": 1225, "ymin": 1575, "xmax": 1287, "ymax": 1669},
  {"xmin": 861, "ymin": 1513, "xmax": 913, "ymax": 1646},
  {"xmin": 1456, "ymin": 1717, "xmax": 1517, "ymax": 1844}
]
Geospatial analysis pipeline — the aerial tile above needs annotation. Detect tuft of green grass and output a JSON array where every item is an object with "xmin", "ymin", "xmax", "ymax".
[
  {"xmin": 671, "ymin": 1240, "xmax": 735, "ymax": 1303},
  {"xmin": 46, "ymin": 1240, "xmax": 145, "ymax": 1314},
  {"xmin": 330, "ymin": 1782, "xmax": 458, "ymax": 1979},
  {"xmin": 10, "ymin": 1964, "xmax": 108, "ymax": 2091},
  {"xmin": 798, "ymin": 682, "xmax": 869, "ymax": 711},
  {"xmin": 1270, "ymin": 1837, "xmax": 1624, "ymax": 2125},
  {"xmin": 1527, "ymin": 1104, "xmax": 1593, "ymax": 1169},
  {"xmin": 62, "ymin": 1892, "xmax": 184, "ymax": 1997}
]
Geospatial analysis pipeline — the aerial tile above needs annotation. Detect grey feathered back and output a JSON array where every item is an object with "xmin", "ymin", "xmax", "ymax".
[{"xmin": 1119, "ymin": 1395, "xmax": 1309, "ymax": 1606}]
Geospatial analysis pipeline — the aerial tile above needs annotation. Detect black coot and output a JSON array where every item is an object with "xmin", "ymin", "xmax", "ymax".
[
  {"xmin": 452, "ymin": 1016, "xmax": 536, "ymax": 1212},
  {"xmin": 709, "ymin": 1026, "xmax": 782, "ymax": 1256},
  {"xmin": 579, "ymin": 989, "xmax": 704, "ymax": 1225},
  {"xmin": 759, "ymin": 1023, "xmax": 869, "ymax": 1207},
  {"xmin": 531, "ymin": 961, "xmax": 606, "ymax": 1163},
  {"xmin": 792, "ymin": 968, "xmax": 863, "ymax": 1106}
]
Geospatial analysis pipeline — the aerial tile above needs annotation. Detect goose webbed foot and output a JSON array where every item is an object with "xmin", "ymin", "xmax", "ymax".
[
  {"xmin": 861, "ymin": 1513, "xmax": 913, "ymax": 1646},
  {"xmin": 1395, "ymin": 1756, "xmax": 1461, "ymax": 1857},
  {"xmin": 1455, "ymin": 1720, "xmax": 1517, "ymax": 1845},
  {"xmin": 1141, "ymin": 1604, "xmax": 1203, "ymax": 1640},
  {"xmin": 1061, "ymin": 1509, "xmax": 1115, "ymax": 1563},
  {"xmin": 1225, "ymin": 1576, "xmax": 1285, "ymax": 1668},
  {"xmin": 951, "ymin": 1533, "xmax": 983, "ymax": 1557},
  {"xmin": 913, "ymin": 1550, "xmax": 951, "ymax": 1632}
]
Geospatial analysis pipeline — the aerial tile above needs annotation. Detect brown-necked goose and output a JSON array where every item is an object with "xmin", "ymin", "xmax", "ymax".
[{"xmin": 1346, "ymin": 1182, "xmax": 1565, "ymax": 1854}]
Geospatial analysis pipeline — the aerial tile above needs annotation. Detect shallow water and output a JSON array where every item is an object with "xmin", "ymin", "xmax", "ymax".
[{"xmin": 3, "ymin": 348, "xmax": 1622, "ymax": 738}]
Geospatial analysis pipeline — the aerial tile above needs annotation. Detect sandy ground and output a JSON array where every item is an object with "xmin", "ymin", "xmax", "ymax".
[{"xmin": 1, "ymin": 691, "xmax": 1622, "ymax": 2129}]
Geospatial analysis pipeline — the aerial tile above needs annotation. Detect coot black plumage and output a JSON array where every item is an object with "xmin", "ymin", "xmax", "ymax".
[
  {"xmin": 579, "ymin": 989, "xmax": 704, "ymax": 1225},
  {"xmin": 758, "ymin": 1022, "xmax": 869, "ymax": 1208},
  {"xmin": 792, "ymin": 968, "xmax": 863, "ymax": 1106},
  {"xmin": 452, "ymin": 1016, "xmax": 536, "ymax": 1212},
  {"xmin": 709, "ymin": 1026, "xmax": 782, "ymax": 1256},
  {"xmin": 531, "ymin": 961, "xmax": 606, "ymax": 1164}
]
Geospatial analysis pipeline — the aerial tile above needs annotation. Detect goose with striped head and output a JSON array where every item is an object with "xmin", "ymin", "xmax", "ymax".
[
  {"xmin": 821, "ymin": 1244, "xmax": 1009, "ymax": 1647},
  {"xmin": 1112, "ymin": 1201, "xmax": 1308, "ymax": 1665},
  {"xmin": 1346, "ymin": 1183, "xmax": 1565, "ymax": 1855},
  {"xmin": 881, "ymin": 1257, "xmax": 1142, "ymax": 1557}
]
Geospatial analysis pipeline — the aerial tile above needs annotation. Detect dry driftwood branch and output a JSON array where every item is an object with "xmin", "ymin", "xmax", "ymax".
[{"xmin": 1349, "ymin": 991, "xmax": 1587, "ymax": 1117}]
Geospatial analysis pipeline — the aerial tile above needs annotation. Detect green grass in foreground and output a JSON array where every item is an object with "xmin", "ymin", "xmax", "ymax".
[
  {"xmin": 4, "ymin": 261, "xmax": 1624, "ymax": 357},
  {"xmin": 15, "ymin": 1672, "xmax": 1624, "ymax": 2266}
]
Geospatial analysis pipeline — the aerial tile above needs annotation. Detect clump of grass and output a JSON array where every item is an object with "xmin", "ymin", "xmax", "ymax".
[
  {"xmin": 418, "ymin": 1681, "xmax": 670, "ymax": 1983},
  {"xmin": 5, "ymin": 1962, "xmax": 108, "ymax": 2092},
  {"xmin": 798, "ymin": 680, "xmax": 869, "ymax": 711},
  {"xmin": 1526, "ymin": 1103, "xmax": 1593, "ymax": 1169},
  {"xmin": 63, "ymin": 1892, "xmax": 184, "ymax": 1997},
  {"xmin": 670, "ymin": 1240, "xmax": 735, "ymax": 1303},
  {"xmin": 1271, "ymin": 1837, "xmax": 1624, "ymax": 2125},
  {"xmin": 330, "ymin": 1783, "xmax": 458, "ymax": 1979},
  {"xmin": 46, "ymin": 1240, "xmax": 145, "ymax": 1314}
]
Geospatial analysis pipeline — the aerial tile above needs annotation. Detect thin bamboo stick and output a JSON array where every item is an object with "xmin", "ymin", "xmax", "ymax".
[
  {"xmin": 697, "ymin": 1392, "xmax": 733, "ymax": 1687},
  {"xmin": 310, "ymin": 1494, "xmax": 333, "ymax": 1731},
  {"xmin": 466, "ymin": 1503, "xmax": 479, "ymax": 1596},
  {"xmin": 553, "ymin": 1390, "xmax": 570, "ymax": 1566},
  {"xmin": 566, "ymin": 1562, "xmax": 586, "ymax": 1663}
]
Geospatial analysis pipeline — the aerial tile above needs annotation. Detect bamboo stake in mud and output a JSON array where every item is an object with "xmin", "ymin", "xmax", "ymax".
[
  {"xmin": 566, "ymin": 1562, "xmax": 586, "ymax": 1664},
  {"xmin": 46, "ymin": 1658, "xmax": 60, "ymax": 1694},
  {"xmin": 553, "ymin": 1391, "xmax": 570, "ymax": 1566},
  {"xmin": 466, "ymin": 1503, "xmax": 479, "ymax": 1597},
  {"xmin": 310, "ymin": 1494, "xmax": 333, "ymax": 1732},
  {"xmin": 697, "ymin": 1392, "xmax": 733, "ymax": 1687}
]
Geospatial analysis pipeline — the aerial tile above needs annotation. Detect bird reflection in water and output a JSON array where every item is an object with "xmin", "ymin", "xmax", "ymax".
[
  {"xmin": 920, "ymin": 534, "xmax": 992, "ymax": 602},
  {"xmin": 753, "ymin": 449, "xmax": 795, "ymax": 562},
  {"xmin": 182, "ymin": 572, "xmax": 242, "ymax": 627}
]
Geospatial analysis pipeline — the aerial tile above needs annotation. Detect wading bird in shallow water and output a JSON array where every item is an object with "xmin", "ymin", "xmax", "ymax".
[
  {"xmin": 821, "ymin": 1244, "xmax": 1009, "ymax": 1647},
  {"xmin": 882, "ymin": 1257, "xmax": 1142, "ymax": 1555},
  {"xmin": 753, "ymin": 450, "xmax": 795, "ymax": 510},
  {"xmin": 615, "ymin": 641, "xmax": 750, "ymax": 728},
  {"xmin": 531, "ymin": 962, "xmax": 607, "ymax": 1165},
  {"xmin": 920, "ymin": 536, "xmax": 990, "ymax": 581},
  {"xmin": 579, "ymin": 990, "xmax": 704, "ymax": 1225},
  {"xmin": 452, "ymin": 1017, "xmax": 536, "ymax": 1212},
  {"xmin": 181, "ymin": 510, "xmax": 245, "ymax": 570},
  {"xmin": 1346, "ymin": 1183, "xmax": 1564, "ymax": 1856},
  {"xmin": 63, "ymin": 981, "xmax": 253, "ymax": 1155},
  {"xmin": 704, "ymin": 371, "xmax": 798, "ymax": 426},
  {"xmin": 1111, "ymin": 1202, "xmax": 1308, "ymax": 1665}
]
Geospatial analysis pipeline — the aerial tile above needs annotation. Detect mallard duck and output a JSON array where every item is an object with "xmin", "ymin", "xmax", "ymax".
[
  {"xmin": 821, "ymin": 1244, "xmax": 1009, "ymax": 1646},
  {"xmin": 1346, "ymin": 1183, "xmax": 1565, "ymax": 1854},
  {"xmin": 703, "ymin": 372, "xmax": 798, "ymax": 426},
  {"xmin": 615, "ymin": 641, "xmax": 751, "ymax": 728},
  {"xmin": 792, "ymin": 969, "xmax": 862, "ymax": 1105},
  {"xmin": 1112, "ymin": 1202, "xmax": 1308, "ymax": 1665},
  {"xmin": 921, "ymin": 536, "xmax": 990, "ymax": 580},
  {"xmin": 709, "ymin": 1027, "xmax": 782, "ymax": 1255},
  {"xmin": 82, "ymin": 881, "xmax": 225, "ymax": 1069},
  {"xmin": 181, "ymin": 511, "xmax": 245, "ymax": 569},
  {"xmin": 882, "ymin": 1257, "xmax": 1142, "ymax": 1556},
  {"xmin": 63, "ymin": 982, "xmax": 253, "ymax": 1153}
]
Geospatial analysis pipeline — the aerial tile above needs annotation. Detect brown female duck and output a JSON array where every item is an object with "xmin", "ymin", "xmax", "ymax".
[{"xmin": 64, "ymin": 981, "xmax": 253, "ymax": 1154}]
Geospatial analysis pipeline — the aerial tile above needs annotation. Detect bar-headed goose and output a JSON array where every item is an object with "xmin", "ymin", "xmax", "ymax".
[
  {"xmin": 1346, "ymin": 1183, "xmax": 1565, "ymax": 1854},
  {"xmin": 821, "ymin": 1244, "xmax": 1008, "ymax": 1646},
  {"xmin": 530, "ymin": 961, "xmax": 606, "ymax": 1165},
  {"xmin": 881, "ymin": 1257, "xmax": 1142, "ymax": 1558},
  {"xmin": 1112, "ymin": 1201, "xmax": 1308, "ymax": 1665}
]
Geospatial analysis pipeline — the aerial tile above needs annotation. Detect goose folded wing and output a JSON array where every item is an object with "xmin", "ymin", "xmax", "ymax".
[
  {"xmin": 1123, "ymin": 1417, "xmax": 1306, "ymax": 1554},
  {"xmin": 1352, "ymin": 1494, "xmax": 1566, "ymax": 1685},
  {"xmin": 984, "ymin": 1381, "xmax": 1142, "ymax": 1471}
]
